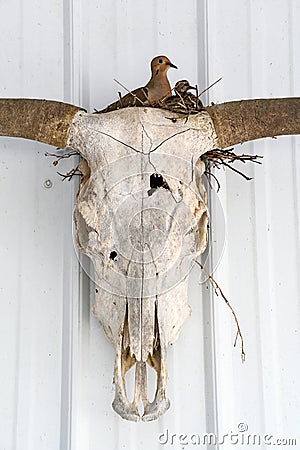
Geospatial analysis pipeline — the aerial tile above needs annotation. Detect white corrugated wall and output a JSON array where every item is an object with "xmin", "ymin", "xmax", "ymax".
[{"xmin": 0, "ymin": 1, "xmax": 299, "ymax": 449}]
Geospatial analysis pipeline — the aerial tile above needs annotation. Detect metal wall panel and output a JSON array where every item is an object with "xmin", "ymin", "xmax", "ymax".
[
  {"xmin": 0, "ymin": 1, "xmax": 299, "ymax": 449},
  {"xmin": 0, "ymin": 1, "xmax": 79, "ymax": 449},
  {"xmin": 207, "ymin": 1, "xmax": 300, "ymax": 448}
]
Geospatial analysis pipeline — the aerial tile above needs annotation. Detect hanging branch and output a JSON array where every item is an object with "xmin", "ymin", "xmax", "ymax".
[
  {"xmin": 203, "ymin": 167, "xmax": 221, "ymax": 192},
  {"xmin": 195, "ymin": 260, "xmax": 246, "ymax": 362},
  {"xmin": 201, "ymin": 147, "xmax": 263, "ymax": 166},
  {"xmin": 201, "ymin": 147, "xmax": 263, "ymax": 183}
]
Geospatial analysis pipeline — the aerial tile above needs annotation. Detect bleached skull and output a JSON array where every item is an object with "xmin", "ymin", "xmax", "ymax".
[{"xmin": 68, "ymin": 107, "xmax": 218, "ymax": 421}]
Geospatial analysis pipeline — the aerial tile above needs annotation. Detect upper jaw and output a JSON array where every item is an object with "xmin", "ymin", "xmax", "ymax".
[{"xmin": 167, "ymin": 61, "xmax": 178, "ymax": 69}]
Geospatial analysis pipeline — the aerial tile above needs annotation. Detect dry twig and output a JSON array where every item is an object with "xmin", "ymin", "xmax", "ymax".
[
  {"xmin": 113, "ymin": 78, "xmax": 146, "ymax": 106},
  {"xmin": 45, "ymin": 149, "xmax": 81, "ymax": 181},
  {"xmin": 195, "ymin": 260, "xmax": 246, "ymax": 362},
  {"xmin": 198, "ymin": 76, "xmax": 223, "ymax": 98},
  {"xmin": 57, "ymin": 165, "xmax": 82, "ymax": 181},
  {"xmin": 45, "ymin": 149, "xmax": 80, "ymax": 166},
  {"xmin": 201, "ymin": 148, "xmax": 263, "ymax": 184}
]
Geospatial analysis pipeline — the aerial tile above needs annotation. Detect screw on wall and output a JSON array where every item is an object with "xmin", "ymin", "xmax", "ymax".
[{"xmin": 43, "ymin": 179, "xmax": 53, "ymax": 189}]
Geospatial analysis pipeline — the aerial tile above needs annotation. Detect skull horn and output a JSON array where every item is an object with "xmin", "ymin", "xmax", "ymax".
[
  {"xmin": 0, "ymin": 99, "xmax": 84, "ymax": 148},
  {"xmin": 206, "ymin": 98, "xmax": 300, "ymax": 149},
  {"xmin": 1, "ymin": 98, "xmax": 300, "ymax": 150}
]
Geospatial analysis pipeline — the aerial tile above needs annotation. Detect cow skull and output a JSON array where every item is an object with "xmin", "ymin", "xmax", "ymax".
[
  {"xmin": 69, "ymin": 108, "xmax": 216, "ymax": 420},
  {"xmin": 0, "ymin": 97, "xmax": 299, "ymax": 421}
]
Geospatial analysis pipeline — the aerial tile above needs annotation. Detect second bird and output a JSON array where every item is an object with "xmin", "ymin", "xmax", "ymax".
[{"xmin": 96, "ymin": 55, "xmax": 177, "ymax": 113}]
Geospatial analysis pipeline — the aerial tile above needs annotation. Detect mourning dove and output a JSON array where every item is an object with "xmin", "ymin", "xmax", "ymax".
[
  {"xmin": 173, "ymin": 80, "xmax": 196, "ymax": 96},
  {"xmin": 95, "ymin": 55, "xmax": 177, "ymax": 113},
  {"xmin": 162, "ymin": 79, "xmax": 203, "ymax": 113}
]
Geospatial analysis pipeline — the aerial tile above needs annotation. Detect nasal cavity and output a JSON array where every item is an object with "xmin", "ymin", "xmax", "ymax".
[
  {"xmin": 109, "ymin": 251, "xmax": 118, "ymax": 261},
  {"xmin": 148, "ymin": 173, "xmax": 170, "ymax": 196}
]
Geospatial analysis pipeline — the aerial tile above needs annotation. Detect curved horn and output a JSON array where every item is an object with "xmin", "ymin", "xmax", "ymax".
[
  {"xmin": 206, "ymin": 98, "xmax": 300, "ymax": 149},
  {"xmin": 0, "ymin": 99, "xmax": 84, "ymax": 148},
  {"xmin": 2, "ymin": 98, "xmax": 300, "ymax": 150}
]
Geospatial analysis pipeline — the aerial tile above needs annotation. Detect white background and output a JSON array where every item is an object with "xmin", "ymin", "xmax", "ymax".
[{"xmin": 0, "ymin": 1, "xmax": 299, "ymax": 449}]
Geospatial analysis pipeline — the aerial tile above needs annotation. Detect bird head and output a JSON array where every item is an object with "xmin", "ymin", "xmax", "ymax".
[
  {"xmin": 174, "ymin": 80, "xmax": 196, "ymax": 96},
  {"xmin": 151, "ymin": 56, "xmax": 177, "ymax": 76}
]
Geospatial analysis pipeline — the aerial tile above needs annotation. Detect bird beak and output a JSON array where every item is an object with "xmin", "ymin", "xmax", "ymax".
[
  {"xmin": 168, "ymin": 62, "xmax": 178, "ymax": 69},
  {"xmin": 188, "ymin": 85, "xmax": 197, "ymax": 90}
]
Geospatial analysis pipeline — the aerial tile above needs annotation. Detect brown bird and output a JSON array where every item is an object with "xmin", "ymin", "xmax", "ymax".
[
  {"xmin": 173, "ymin": 80, "xmax": 196, "ymax": 96},
  {"xmin": 95, "ymin": 55, "xmax": 177, "ymax": 113},
  {"xmin": 163, "ymin": 79, "xmax": 203, "ymax": 113}
]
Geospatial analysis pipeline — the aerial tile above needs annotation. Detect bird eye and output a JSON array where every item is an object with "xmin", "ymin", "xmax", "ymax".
[{"xmin": 158, "ymin": 58, "xmax": 164, "ymax": 64}]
